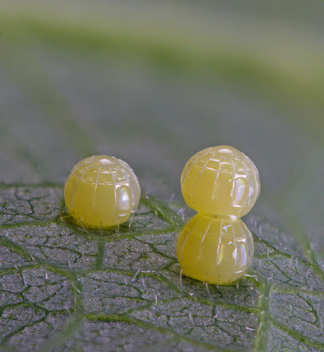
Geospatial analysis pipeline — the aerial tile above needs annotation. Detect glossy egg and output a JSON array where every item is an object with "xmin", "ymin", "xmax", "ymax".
[
  {"xmin": 177, "ymin": 213, "xmax": 254, "ymax": 285},
  {"xmin": 181, "ymin": 145, "xmax": 260, "ymax": 217},
  {"xmin": 64, "ymin": 155, "xmax": 141, "ymax": 229}
]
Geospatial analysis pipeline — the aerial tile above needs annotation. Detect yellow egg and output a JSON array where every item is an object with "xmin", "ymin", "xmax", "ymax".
[
  {"xmin": 177, "ymin": 213, "xmax": 254, "ymax": 285},
  {"xmin": 181, "ymin": 145, "xmax": 260, "ymax": 217},
  {"xmin": 64, "ymin": 155, "xmax": 141, "ymax": 229}
]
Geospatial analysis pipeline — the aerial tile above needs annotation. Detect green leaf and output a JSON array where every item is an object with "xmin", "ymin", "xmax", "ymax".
[
  {"xmin": 1, "ymin": 186, "xmax": 324, "ymax": 351},
  {"xmin": 1, "ymin": 1, "xmax": 324, "ymax": 351}
]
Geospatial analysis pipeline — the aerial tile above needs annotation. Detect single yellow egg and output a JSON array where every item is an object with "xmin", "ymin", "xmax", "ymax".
[
  {"xmin": 181, "ymin": 145, "xmax": 260, "ymax": 217},
  {"xmin": 177, "ymin": 213, "xmax": 254, "ymax": 285},
  {"xmin": 64, "ymin": 155, "xmax": 141, "ymax": 229}
]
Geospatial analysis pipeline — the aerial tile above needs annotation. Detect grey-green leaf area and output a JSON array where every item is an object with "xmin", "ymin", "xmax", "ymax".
[
  {"xmin": 0, "ymin": 186, "xmax": 324, "ymax": 351},
  {"xmin": 1, "ymin": 1, "xmax": 324, "ymax": 351}
]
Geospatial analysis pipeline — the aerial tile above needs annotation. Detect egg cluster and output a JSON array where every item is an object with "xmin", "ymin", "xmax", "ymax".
[{"xmin": 177, "ymin": 146, "xmax": 260, "ymax": 285}]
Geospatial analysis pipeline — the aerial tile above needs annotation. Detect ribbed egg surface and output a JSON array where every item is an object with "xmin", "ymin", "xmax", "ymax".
[
  {"xmin": 64, "ymin": 155, "xmax": 141, "ymax": 228},
  {"xmin": 177, "ymin": 213, "xmax": 254, "ymax": 284},
  {"xmin": 180, "ymin": 145, "xmax": 260, "ymax": 217}
]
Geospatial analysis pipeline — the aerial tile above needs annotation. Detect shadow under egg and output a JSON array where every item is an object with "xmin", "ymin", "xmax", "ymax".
[{"xmin": 60, "ymin": 206, "xmax": 136, "ymax": 235}]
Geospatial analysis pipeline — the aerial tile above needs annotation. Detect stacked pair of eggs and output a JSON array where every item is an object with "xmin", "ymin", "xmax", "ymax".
[{"xmin": 178, "ymin": 146, "xmax": 260, "ymax": 284}]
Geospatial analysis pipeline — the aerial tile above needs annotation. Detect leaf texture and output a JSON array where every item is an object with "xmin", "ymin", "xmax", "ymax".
[
  {"xmin": 1, "ymin": 186, "xmax": 324, "ymax": 351},
  {"xmin": 1, "ymin": 1, "xmax": 324, "ymax": 351}
]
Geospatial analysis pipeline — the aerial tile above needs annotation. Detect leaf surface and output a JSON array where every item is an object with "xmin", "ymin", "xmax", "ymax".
[
  {"xmin": 1, "ymin": 1, "xmax": 324, "ymax": 351},
  {"xmin": 1, "ymin": 186, "xmax": 324, "ymax": 351}
]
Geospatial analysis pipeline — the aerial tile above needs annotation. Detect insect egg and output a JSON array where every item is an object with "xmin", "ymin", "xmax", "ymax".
[
  {"xmin": 64, "ymin": 155, "xmax": 141, "ymax": 229},
  {"xmin": 181, "ymin": 145, "xmax": 260, "ymax": 217},
  {"xmin": 177, "ymin": 213, "xmax": 254, "ymax": 285}
]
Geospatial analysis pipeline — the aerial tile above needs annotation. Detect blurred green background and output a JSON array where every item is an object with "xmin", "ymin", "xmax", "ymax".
[{"xmin": 1, "ymin": 0, "xmax": 324, "ymax": 265}]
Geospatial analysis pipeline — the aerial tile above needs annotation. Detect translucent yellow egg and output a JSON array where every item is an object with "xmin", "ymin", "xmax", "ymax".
[
  {"xmin": 64, "ymin": 155, "xmax": 141, "ymax": 229},
  {"xmin": 177, "ymin": 213, "xmax": 254, "ymax": 285},
  {"xmin": 181, "ymin": 145, "xmax": 260, "ymax": 217}
]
